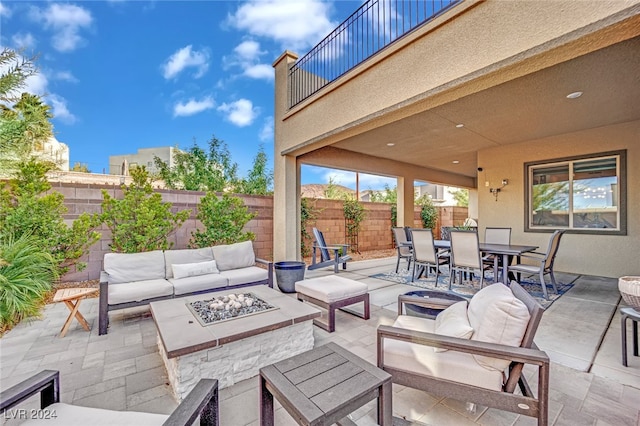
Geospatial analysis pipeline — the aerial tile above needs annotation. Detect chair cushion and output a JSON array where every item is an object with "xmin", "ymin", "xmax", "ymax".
[
  {"xmin": 295, "ymin": 276, "xmax": 368, "ymax": 303},
  {"xmin": 384, "ymin": 315, "xmax": 503, "ymax": 391},
  {"xmin": 220, "ymin": 266, "xmax": 269, "ymax": 286},
  {"xmin": 108, "ymin": 279, "xmax": 174, "ymax": 305},
  {"xmin": 164, "ymin": 247, "xmax": 214, "ymax": 278},
  {"xmin": 211, "ymin": 241, "xmax": 255, "ymax": 271},
  {"xmin": 434, "ymin": 300, "xmax": 473, "ymax": 352},
  {"xmin": 103, "ymin": 250, "xmax": 166, "ymax": 284},
  {"xmin": 22, "ymin": 402, "xmax": 168, "ymax": 425},
  {"xmin": 467, "ymin": 283, "xmax": 531, "ymax": 371},
  {"xmin": 170, "ymin": 273, "xmax": 229, "ymax": 296},
  {"xmin": 172, "ymin": 260, "xmax": 219, "ymax": 279}
]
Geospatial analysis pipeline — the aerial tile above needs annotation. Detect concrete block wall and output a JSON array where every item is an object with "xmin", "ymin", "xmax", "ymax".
[{"xmin": 43, "ymin": 182, "xmax": 466, "ymax": 282}]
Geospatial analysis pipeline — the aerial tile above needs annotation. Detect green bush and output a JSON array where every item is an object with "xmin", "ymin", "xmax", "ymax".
[
  {"xmin": 190, "ymin": 192, "xmax": 256, "ymax": 247},
  {"xmin": 100, "ymin": 166, "xmax": 191, "ymax": 253},
  {"xmin": 300, "ymin": 198, "xmax": 321, "ymax": 257},
  {"xmin": 417, "ymin": 194, "xmax": 438, "ymax": 231},
  {"xmin": 0, "ymin": 160, "xmax": 101, "ymax": 274},
  {"xmin": 0, "ymin": 233, "xmax": 58, "ymax": 331}
]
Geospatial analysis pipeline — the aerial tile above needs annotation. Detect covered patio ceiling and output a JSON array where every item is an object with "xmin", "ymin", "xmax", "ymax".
[{"xmin": 328, "ymin": 36, "xmax": 640, "ymax": 180}]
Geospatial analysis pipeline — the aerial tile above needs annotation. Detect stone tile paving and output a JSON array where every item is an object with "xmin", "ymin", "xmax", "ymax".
[{"xmin": 0, "ymin": 257, "xmax": 638, "ymax": 425}]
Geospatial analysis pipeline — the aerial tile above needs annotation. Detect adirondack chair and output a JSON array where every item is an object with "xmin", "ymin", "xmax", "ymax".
[{"xmin": 308, "ymin": 227, "xmax": 352, "ymax": 273}]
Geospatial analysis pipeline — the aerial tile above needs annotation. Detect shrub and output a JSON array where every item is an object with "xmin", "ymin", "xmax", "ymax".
[
  {"xmin": 100, "ymin": 166, "xmax": 191, "ymax": 253},
  {"xmin": 190, "ymin": 192, "xmax": 256, "ymax": 247},
  {"xmin": 343, "ymin": 196, "xmax": 366, "ymax": 253},
  {"xmin": 417, "ymin": 194, "xmax": 438, "ymax": 231},
  {"xmin": 300, "ymin": 198, "xmax": 321, "ymax": 257},
  {"xmin": 0, "ymin": 233, "xmax": 58, "ymax": 332},
  {"xmin": 0, "ymin": 160, "xmax": 101, "ymax": 274}
]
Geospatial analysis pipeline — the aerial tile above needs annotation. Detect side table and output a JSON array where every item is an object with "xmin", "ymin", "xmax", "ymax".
[
  {"xmin": 259, "ymin": 342, "xmax": 392, "ymax": 425},
  {"xmin": 53, "ymin": 287, "xmax": 99, "ymax": 337}
]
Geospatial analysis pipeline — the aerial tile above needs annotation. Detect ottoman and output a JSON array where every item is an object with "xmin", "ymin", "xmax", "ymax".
[{"xmin": 295, "ymin": 276, "xmax": 370, "ymax": 332}]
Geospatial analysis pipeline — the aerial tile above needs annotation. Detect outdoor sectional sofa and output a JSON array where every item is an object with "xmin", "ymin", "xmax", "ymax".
[{"xmin": 98, "ymin": 241, "xmax": 273, "ymax": 335}]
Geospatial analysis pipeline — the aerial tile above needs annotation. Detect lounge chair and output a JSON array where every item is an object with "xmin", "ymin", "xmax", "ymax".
[{"xmin": 307, "ymin": 227, "xmax": 351, "ymax": 273}]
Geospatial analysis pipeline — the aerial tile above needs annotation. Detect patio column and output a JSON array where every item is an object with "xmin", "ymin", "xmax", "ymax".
[
  {"xmin": 396, "ymin": 176, "xmax": 415, "ymax": 227},
  {"xmin": 273, "ymin": 51, "xmax": 301, "ymax": 262}
]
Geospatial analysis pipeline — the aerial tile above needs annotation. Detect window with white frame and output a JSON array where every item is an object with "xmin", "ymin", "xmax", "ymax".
[{"xmin": 525, "ymin": 150, "xmax": 626, "ymax": 235}]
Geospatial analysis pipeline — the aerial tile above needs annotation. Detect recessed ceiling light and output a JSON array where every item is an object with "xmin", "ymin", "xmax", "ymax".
[
  {"xmin": 452, "ymin": 160, "xmax": 460, "ymax": 164},
  {"xmin": 566, "ymin": 91, "xmax": 583, "ymax": 99},
  {"xmin": 455, "ymin": 124, "xmax": 464, "ymax": 128},
  {"xmin": 386, "ymin": 143, "xmax": 395, "ymax": 146}
]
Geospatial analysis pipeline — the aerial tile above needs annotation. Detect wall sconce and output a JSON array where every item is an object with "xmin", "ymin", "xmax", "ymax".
[{"xmin": 489, "ymin": 179, "xmax": 509, "ymax": 201}]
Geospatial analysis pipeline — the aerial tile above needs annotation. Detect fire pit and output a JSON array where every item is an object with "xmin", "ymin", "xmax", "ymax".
[{"xmin": 187, "ymin": 292, "xmax": 278, "ymax": 326}]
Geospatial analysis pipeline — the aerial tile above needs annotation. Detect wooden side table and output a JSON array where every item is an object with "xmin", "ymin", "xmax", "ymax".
[
  {"xmin": 53, "ymin": 288, "xmax": 99, "ymax": 337},
  {"xmin": 259, "ymin": 342, "xmax": 392, "ymax": 425}
]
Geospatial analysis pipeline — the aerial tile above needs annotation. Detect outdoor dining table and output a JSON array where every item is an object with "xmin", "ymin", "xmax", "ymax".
[{"xmin": 434, "ymin": 240, "xmax": 538, "ymax": 285}]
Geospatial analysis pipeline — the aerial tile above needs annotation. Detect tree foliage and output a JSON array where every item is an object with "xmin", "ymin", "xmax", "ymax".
[
  {"xmin": 0, "ymin": 233, "xmax": 58, "ymax": 332},
  {"xmin": 154, "ymin": 135, "xmax": 240, "ymax": 192},
  {"xmin": 416, "ymin": 194, "xmax": 438, "ymax": 231},
  {"xmin": 0, "ymin": 160, "xmax": 101, "ymax": 274},
  {"xmin": 240, "ymin": 145, "xmax": 273, "ymax": 195},
  {"xmin": 368, "ymin": 184, "xmax": 397, "ymax": 204},
  {"xmin": 324, "ymin": 177, "xmax": 350, "ymax": 200},
  {"xmin": 343, "ymin": 196, "xmax": 366, "ymax": 253},
  {"xmin": 0, "ymin": 49, "xmax": 52, "ymax": 173},
  {"xmin": 71, "ymin": 162, "xmax": 91, "ymax": 173},
  {"xmin": 190, "ymin": 193, "xmax": 256, "ymax": 247},
  {"xmin": 300, "ymin": 198, "xmax": 321, "ymax": 257},
  {"xmin": 449, "ymin": 188, "xmax": 469, "ymax": 207},
  {"xmin": 100, "ymin": 166, "xmax": 191, "ymax": 253}
]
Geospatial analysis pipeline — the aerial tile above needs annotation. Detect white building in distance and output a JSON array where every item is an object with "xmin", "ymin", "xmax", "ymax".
[{"xmin": 109, "ymin": 146, "xmax": 179, "ymax": 175}]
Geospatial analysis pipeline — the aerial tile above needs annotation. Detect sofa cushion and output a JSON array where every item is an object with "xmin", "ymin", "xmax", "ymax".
[
  {"xmin": 108, "ymin": 279, "xmax": 174, "ymax": 305},
  {"xmin": 103, "ymin": 250, "xmax": 166, "ymax": 284},
  {"xmin": 467, "ymin": 283, "xmax": 531, "ymax": 371},
  {"xmin": 434, "ymin": 300, "xmax": 473, "ymax": 352},
  {"xmin": 220, "ymin": 266, "xmax": 268, "ymax": 286},
  {"xmin": 384, "ymin": 315, "xmax": 503, "ymax": 391},
  {"xmin": 211, "ymin": 241, "xmax": 255, "ymax": 271},
  {"xmin": 22, "ymin": 402, "xmax": 168, "ymax": 425},
  {"xmin": 164, "ymin": 247, "xmax": 214, "ymax": 278},
  {"xmin": 170, "ymin": 273, "xmax": 229, "ymax": 295},
  {"xmin": 172, "ymin": 260, "xmax": 219, "ymax": 279}
]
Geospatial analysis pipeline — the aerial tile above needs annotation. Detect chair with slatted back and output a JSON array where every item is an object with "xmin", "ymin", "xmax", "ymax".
[{"xmin": 308, "ymin": 227, "xmax": 351, "ymax": 273}]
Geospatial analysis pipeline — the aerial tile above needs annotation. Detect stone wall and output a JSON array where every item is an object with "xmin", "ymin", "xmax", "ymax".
[{"xmin": 49, "ymin": 182, "xmax": 466, "ymax": 282}]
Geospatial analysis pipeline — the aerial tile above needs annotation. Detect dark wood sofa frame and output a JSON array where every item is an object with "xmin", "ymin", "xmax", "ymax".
[
  {"xmin": 0, "ymin": 370, "xmax": 219, "ymax": 426},
  {"xmin": 378, "ymin": 282, "xmax": 550, "ymax": 425},
  {"xmin": 99, "ymin": 259, "xmax": 273, "ymax": 335}
]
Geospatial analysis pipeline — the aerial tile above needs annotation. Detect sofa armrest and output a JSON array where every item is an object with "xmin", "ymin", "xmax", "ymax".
[
  {"xmin": 377, "ymin": 325, "xmax": 549, "ymax": 366},
  {"xmin": 397, "ymin": 294, "xmax": 458, "ymax": 317},
  {"xmin": 0, "ymin": 370, "xmax": 60, "ymax": 413},
  {"xmin": 163, "ymin": 379, "xmax": 219, "ymax": 426},
  {"xmin": 256, "ymin": 258, "xmax": 274, "ymax": 288},
  {"xmin": 99, "ymin": 274, "xmax": 109, "ymax": 335}
]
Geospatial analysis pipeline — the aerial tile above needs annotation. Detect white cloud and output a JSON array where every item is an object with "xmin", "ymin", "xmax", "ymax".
[
  {"xmin": 11, "ymin": 33, "xmax": 36, "ymax": 50},
  {"xmin": 217, "ymin": 98, "xmax": 258, "ymax": 127},
  {"xmin": 24, "ymin": 73, "xmax": 48, "ymax": 96},
  {"xmin": 53, "ymin": 70, "xmax": 78, "ymax": 83},
  {"xmin": 228, "ymin": 0, "xmax": 337, "ymax": 51},
  {"xmin": 173, "ymin": 97, "xmax": 215, "ymax": 117},
  {"xmin": 30, "ymin": 3, "xmax": 93, "ymax": 52},
  {"xmin": 259, "ymin": 117, "xmax": 273, "ymax": 142},
  {"xmin": 223, "ymin": 39, "xmax": 273, "ymax": 81},
  {"xmin": 162, "ymin": 45, "xmax": 209, "ymax": 80},
  {"xmin": 49, "ymin": 94, "xmax": 76, "ymax": 124},
  {"xmin": 0, "ymin": 2, "xmax": 11, "ymax": 18}
]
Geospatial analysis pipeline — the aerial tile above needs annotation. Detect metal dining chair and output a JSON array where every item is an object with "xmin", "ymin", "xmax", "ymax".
[
  {"xmin": 409, "ymin": 228, "xmax": 449, "ymax": 284},
  {"xmin": 392, "ymin": 226, "xmax": 413, "ymax": 273},
  {"xmin": 449, "ymin": 230, "xmax": 491, "ymax": 290},
  {"xmin": 483, "ymin": 227, "xmax": 512, "ymax": 280}
]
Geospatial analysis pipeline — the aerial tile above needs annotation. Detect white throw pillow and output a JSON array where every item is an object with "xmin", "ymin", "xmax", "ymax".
[
  {"xmin": 172, "ymin": 260, "xmax": 219, "ymax": 279},
  {"xmin": 433, "ymin": 300, "xmax": 474, "ymax": 352}
]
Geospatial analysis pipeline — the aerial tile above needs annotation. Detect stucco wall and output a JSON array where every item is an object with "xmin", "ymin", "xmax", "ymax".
[{"xmin": 477, "ymin": 120, "xmax": 639, "ymax": 277}]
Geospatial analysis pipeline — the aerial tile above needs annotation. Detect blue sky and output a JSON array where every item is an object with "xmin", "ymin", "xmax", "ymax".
[{"xmin": 1, "ymin": 0, "xmax": 397, "ymax": 190}]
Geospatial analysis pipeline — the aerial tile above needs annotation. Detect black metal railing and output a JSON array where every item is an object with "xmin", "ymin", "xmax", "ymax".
[{"xmin": 288, "ymin": 0, "xmax": 461, "ymax": 108}]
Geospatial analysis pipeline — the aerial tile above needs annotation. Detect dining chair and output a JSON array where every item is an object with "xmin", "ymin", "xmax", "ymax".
[
  {"xmin": 483, "ymin": 227, "xmax": 512, "ymax": 279},
  {"xmin": 449, "ymin": 230, "xmax": 491, "ymax": 290},
  {"xmin": 392, "ymin": 226, "xmax": 413, "ymax": 273},
  {"xmin": 409, "ymin": 228, "xmax": 449, "ymax": 284},
  {"xmin": 508, "ymin": 230, "xmax": 566, "ymax": 300}
]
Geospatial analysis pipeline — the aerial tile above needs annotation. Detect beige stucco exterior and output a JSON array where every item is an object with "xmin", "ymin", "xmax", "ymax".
[{"xmin": 273, "ymin": 0, "xmax": 640, "ymax": 277}]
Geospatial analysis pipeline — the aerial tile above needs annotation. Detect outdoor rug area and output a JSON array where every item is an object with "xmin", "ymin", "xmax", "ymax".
[{"xmin": 370, "ymin": 268, "xmax": 577, "ymax": 308}]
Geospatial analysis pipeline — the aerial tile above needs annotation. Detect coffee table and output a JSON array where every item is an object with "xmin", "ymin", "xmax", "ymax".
[
  {"xmin": 259, "ymin": 342, "xmax": 392, "ymax": 425},
  {"xmin": 150, "ymin": 285, "xmax": 321, "ymax": 400}
]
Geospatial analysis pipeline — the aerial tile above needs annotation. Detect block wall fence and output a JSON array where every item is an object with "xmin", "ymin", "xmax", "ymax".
[{"xmin": 49, "ymin": 182, "xmax": 467, "ymax": 282}]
